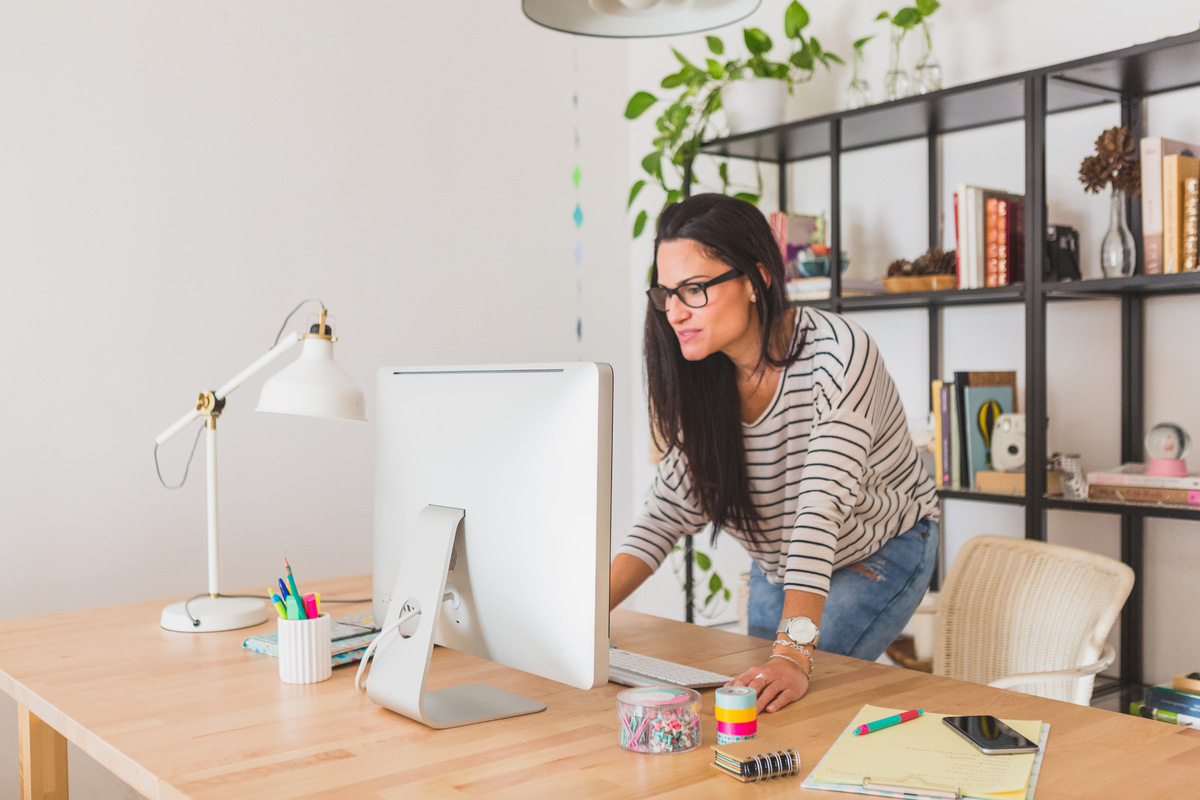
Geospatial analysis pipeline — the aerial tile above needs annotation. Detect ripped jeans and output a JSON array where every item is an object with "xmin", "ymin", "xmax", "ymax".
[{"xmin": 747, "ymin": 518, "xmax": 938, "ymax": 661}]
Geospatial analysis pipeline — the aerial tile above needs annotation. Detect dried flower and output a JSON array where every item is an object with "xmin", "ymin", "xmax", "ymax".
[{"xmin": 1079, "ymin": 126, "xmax": 1140, "ymax": 195}]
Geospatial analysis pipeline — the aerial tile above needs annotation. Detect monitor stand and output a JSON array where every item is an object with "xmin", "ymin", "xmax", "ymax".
[{"xmin": 364, "ymin": 504, "xmax": 547, "ymax": 729}]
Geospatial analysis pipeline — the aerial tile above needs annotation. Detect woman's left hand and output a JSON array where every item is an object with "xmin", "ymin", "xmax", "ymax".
[{"xmin": 726, "ymin": 657, "xmax": 810, "ymax": 714}]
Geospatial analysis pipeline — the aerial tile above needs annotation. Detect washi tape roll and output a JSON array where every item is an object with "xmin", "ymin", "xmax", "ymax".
[
  {"xmin": 715, "ymin": 705, "xmax": 756, "ymax": 723},
  {"xmin": 714, "ymin": 686, "xmax": 756, "ymax": 711},
  {"xmin": 717, "ymin": 731, "xmax": 756, "ymax": 745},
  {"xmin": 717, "ymin": 719, "xmax": 758, "ymax": 737}
]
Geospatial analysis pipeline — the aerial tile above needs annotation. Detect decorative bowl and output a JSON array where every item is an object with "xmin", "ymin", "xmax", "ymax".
[{"xmin": 797, "ymin": 256, "xmax": 849, "ymax": 278}]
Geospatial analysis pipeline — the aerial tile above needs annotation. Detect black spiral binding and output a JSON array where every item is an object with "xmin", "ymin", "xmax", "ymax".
[{"xmin": 746, "ymin": 748, "xmax": 801, "ymax": 783}]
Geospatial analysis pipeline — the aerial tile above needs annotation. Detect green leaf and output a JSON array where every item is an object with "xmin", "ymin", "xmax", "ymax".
[
  {"xmin": 666, "ymin": 189, "xmax": 684, "ymax": 205},
  {"xmin": 718, "ymin": 161, "xmax": 729, "ymax": 187},
  {"xmin": 625, "ymin": 91, "xmax": 658, "ymax": 119},
  {"xmin": 633, "ymin": 210, "xmax": 648, "ymax": 238},
  {"xmin": 784, "ymin": 2, "xmax": 810, "ymax": 39},
  {"xmin": 875, "ymin": 11, "xmax": 890, "ymax": 20},
  {"xmin": 704, "ymin": 591, "xmax": 717, "ymax": 606},
  {"xmin": 708, "ymin": 573, "xmax": 721, "ymax": 593},
  {"xmin": 706, "ymin": 35, "xmax": 724, "ymax": 55},
  {"xmin": 661, "ymin": 71, "xmax": 687, "ymax": 90},
  {"xmin": 723, "ymin": 588, "xmax": 731, "ymax": 600},
  {"xmin": 706, "ymin": 58, "xmax": 725, "ymax": 79},
  {"xmin": 893, "ymin": 7, "xmax": 922, "ymax": 28},
  {"xmin": 672, "ymin": 47, "xmax": 699, "ymax": 71},
  {"xmin": 694, "ymin": 551, "xmax": 712, "ymax": 570},
  {"xmin": 825, "ymin": 52, "xmax": 845, "ymax": 65},
  {"xmin": 734, "ymin": 192, "xmax": 760, "ymax": 204},
  {"xmin": 768, "ymin": 62, "xmax": 789, "ymax": 80},
  {"xmin": 791, "ymin": 48, "xmax": 814, "ymax": 71},
  {"xmin": 641, "ymin": 152, "xmax": 661, "ymax": 179},
  {"xmin": 809, "ymin": 36, "xmax": 822, "ymax": 55},
  {"xmin": 627, "ymin": 180, "xmax": 645, "ymax": 210},
  {"xmin": 743, "ymin": 27, "xmax": 772, "ymax": 56},
  {"xmin": 916, "ymin": 0, "xmax": 940, "ymax": 16},
  {"xmin": 853, "ymin": 35, "xmax": 875, "ymax": 50}
]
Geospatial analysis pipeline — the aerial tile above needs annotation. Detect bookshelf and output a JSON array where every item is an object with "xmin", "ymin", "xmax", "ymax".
[{"xmin": 680, "ymin": 30, "xmax": 1200, "ymax": 706}]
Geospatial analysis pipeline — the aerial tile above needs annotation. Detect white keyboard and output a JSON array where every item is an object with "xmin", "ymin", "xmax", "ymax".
[{"xmin": 608, "ymin": 647, "xmax": 732, "ymax": 688}]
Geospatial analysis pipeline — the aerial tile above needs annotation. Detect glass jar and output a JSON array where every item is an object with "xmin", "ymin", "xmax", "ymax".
[{"xmin": 883, "ymin": 26, "xmax": 910, "ymax": 102}]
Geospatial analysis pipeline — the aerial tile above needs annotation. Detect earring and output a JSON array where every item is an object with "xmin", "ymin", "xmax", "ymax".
[{"xmin": 750, "ymin": 292, "xmax": 757, "ymax": 302}]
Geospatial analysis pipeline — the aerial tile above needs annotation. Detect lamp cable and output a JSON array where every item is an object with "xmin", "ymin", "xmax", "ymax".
[
  {"xmin": 355, "ymin": 607, "xmax": 420, "ymax": 691},
  {"xmin": 273, "ymin": 297, "xmax": 325, "ymax": 346},
  {"xmin": 154, "ymin": 424, "xmax": 205, "ymax": 490}
]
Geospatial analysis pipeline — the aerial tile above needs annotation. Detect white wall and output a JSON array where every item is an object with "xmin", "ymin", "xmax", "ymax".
[
  {"xmin": 620, "ymin": 0, "xmax": 1200, "ymax": 682},
  {"xmin": 0, "ymin": 4, "xmax": 630, "ymax": 797}
]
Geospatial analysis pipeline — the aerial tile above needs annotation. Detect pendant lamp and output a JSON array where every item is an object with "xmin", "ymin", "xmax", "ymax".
[{"xmin": 523, "ymin": 0, "xmax": 761, "ymax": 38}]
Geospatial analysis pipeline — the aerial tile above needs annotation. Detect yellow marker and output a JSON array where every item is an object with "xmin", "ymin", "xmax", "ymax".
[{"xmin": 315, "ymin": 592, "xmax": 322, "ymax": 615}]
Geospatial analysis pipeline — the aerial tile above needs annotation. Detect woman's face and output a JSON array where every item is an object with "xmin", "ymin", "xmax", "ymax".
[{"xmin": 655, "ymin": 238, "xmax": 758, "ymax": 362}]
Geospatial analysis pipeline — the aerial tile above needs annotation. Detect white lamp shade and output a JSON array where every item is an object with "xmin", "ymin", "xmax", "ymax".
[
  {"xmin": 256, "ymin": 338, "xmax": 367, "ymax": 421},
  {"xmin": 523, "ymin": 0, "xmax": 761, "ymax": 38}
]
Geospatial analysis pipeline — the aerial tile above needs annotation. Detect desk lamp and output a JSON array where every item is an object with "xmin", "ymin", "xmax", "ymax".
[{"xmin": 155, "ymin": 300, "xmax": 366, "ymax": 632}]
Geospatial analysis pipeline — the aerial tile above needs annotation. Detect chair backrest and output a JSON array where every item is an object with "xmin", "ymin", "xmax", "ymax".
[{"xmin": 933, "ymin": 535, "xmax": 1133, "ymax": 705}]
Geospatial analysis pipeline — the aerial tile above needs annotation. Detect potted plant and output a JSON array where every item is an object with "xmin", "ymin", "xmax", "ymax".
[
  {"xmin": 624, "ymin": 1, "xmax": 840, "ymax": 238},
  {"xmin": 875, "ymin": 0, "xmax": 940, "ymax": 100}
]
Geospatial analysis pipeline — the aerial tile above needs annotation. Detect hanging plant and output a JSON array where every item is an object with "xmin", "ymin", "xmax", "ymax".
[{"xmin": 624, "ymin": 1, "xmax": 841, "ymax": 239}]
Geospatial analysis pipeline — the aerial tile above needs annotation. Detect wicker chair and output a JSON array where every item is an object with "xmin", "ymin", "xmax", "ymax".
[{"xmin": 933, "ymin": 535, "xmax": 1134, "ymax": 706}]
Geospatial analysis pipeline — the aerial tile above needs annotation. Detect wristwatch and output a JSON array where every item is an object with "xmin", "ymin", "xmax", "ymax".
[{"xmin": 777, "ymin": 616, "xmax": 821, "ymax": 647}]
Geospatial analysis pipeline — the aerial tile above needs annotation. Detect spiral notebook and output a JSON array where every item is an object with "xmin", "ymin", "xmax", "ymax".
[{"xmin": 711, "ymin": 737, "xmax": 802, "ymax": 783}]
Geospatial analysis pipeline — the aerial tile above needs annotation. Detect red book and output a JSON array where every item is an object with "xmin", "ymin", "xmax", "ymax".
[
  {"xmin": 997, "ymin": 199, "xmax": 1010, "ymax": 286},
  {"xmin": 985, "ymin": 198, "xmax": 1000, "ymax": 287}
]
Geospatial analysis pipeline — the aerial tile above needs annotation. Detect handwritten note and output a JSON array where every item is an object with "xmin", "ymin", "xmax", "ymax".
[{"xmin": 814, "ymin": 705, "xmax": 1042, "ymax": 800}]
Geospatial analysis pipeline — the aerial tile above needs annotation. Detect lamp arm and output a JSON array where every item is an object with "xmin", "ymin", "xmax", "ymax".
[{"xmin": 154, "ymin": 332, "xmax": 304, "ymax": 445}]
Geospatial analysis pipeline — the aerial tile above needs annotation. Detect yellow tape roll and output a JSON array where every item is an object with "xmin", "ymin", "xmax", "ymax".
[{"xmin": 715, "ymin": 705, "xmax": 757, "ymax": 723}]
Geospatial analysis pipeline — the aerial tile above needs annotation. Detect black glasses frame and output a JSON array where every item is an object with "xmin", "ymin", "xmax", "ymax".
[{"xmin": 646, "ymin": 269, "xmax": 743, "ymax": 311}]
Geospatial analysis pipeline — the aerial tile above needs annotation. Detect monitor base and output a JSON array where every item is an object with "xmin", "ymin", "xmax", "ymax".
[{"xmin": 364, "ymin": 505, "xmax": 546, "ymax": 729}]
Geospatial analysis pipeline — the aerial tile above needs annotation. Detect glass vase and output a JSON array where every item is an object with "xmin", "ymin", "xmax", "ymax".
[
  {"xmin": 1100, "ymin": 188, "xmax": 1136, "ymax": 278},
  {"xmin": 912, "ymin": 22, "xmax": 943, "ymax": 94},
  {"xmin": 883, "ymin": 27, "xmax": 910, "ymax": 102},
  {"xmin": 847, "ymin": 49, "xmax": 873, "ymax": 109}
]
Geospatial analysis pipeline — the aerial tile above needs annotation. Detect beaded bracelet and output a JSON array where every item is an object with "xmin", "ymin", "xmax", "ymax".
[
  {"xmin": 773, "ymin": 639, "xmax": 815, "ymax": 667},
  {"xmin": 769, "ymin": 652, "xmax": 813, "ymax": 679}
]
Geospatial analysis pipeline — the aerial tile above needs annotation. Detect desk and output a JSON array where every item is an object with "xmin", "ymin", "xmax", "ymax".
[{"xmin": 1, "ymin": 574, "xmax": 1197, "ymax": 799}]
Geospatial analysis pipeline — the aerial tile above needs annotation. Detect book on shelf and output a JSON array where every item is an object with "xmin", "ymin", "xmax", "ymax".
[
  {"xmin": 1140, "ymin": 137, "xmax": 1200, "ymax": 274},
  {"xmin": 932, "ymin": 379, "xmax": 944, "ymax": 486},
  {"xmin": 1086, "ymin": 463, "xmax": 1200, "ymax": 491},
  {"xmin": 1162, "ymin": 154, "xmax": 1200, "ymax": 274},
  {"xmin": 963, "ymin": 385, "xmax": 1013, "ymax": 489},
  {"xmin": 947, "ymin": 381, "xmax": 961, "ymax": 489},
  {"xmin": 975, "ymin": 469, "xmax": 1063, "ymax": 496},
  {"xmin": 1131, "ymin": 701, "xmax": 1199, "ymax": 728},
  {"xmin": 1184, "ymin": 177, "xmax": 1199, "ymax": 272},
  {"xmin": 1144, "ymin": 685, "xmax": 1200, "ymax": 717},
  {"xmin": 952, "ymin": 371, "xmax": 1018, "ymax": 489},
  {"xmin": 953, "ymin": 186, "xmax": 1024, "ymax": 289},
  {"xmin": 1087, "ymin": 483, "xmax": 1200, "ymax": 506},
  {"xmin": 785, "ymin": 277, "xmax": 882, "ymax": 300}
]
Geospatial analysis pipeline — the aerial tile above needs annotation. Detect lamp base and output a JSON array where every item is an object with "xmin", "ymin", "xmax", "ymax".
[{"xmin": 160, "ymin": 596, "xmax": 270, "ymax": 633}]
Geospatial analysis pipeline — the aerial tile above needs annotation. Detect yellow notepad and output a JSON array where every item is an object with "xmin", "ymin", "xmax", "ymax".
[{"xmin": 813, "ymin": 705, "xmax": 1041, "ymax": 800}]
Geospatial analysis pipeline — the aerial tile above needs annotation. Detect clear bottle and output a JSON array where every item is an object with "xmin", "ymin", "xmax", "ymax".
[
  {"xmin": 847, "ymin": 47, "xmax": 873, "ymax": 109},
  {"xmin": 1100, "ymin": 188, "xmax": 1136, "ymax": 277},
  {"xmin": 883, "ymin": 26, "xmax": 910, "ymax": 102},
  {"xmin": 912, "ymin": 22, "xmax": 943, "ymax": 94}
]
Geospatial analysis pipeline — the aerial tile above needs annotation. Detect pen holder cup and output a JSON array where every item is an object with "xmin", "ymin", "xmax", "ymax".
[{"xmin": 278, "ymin": 612, "xmax": 332, "ymax": 684}]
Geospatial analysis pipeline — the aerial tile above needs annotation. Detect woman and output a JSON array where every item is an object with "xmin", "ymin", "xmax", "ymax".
[{"xmin": 610, "ymin": 193, "xmax": 939, "ymax": 715}]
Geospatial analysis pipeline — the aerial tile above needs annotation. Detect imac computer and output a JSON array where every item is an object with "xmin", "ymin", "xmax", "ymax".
[{"xmin": 363, "ymin": 362, "xmax": 612, "ymax": 729}]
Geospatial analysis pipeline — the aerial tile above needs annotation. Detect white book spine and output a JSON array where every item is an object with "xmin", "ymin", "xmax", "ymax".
[
  {"xmin": 1141, "ymin": 137, "xmax": 1165, "ymax": 274},
  {"xmin": 1087, "ymin": 470, "xmax": 1200, "ymax": 490},
  {"xmin": 974, "ymin": 187, "xmax": 986, "ymax": 289}
]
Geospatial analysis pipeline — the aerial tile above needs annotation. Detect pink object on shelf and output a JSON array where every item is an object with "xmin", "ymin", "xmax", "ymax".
[{"xmin": 1146, "ymin": 458, "xmax": 1189, "ymax": 477}]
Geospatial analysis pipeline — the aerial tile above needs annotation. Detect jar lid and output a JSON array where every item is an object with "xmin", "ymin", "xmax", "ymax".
[{"xmin": 616, "ymin": 686, "xmax": 700, "ymax": 710}]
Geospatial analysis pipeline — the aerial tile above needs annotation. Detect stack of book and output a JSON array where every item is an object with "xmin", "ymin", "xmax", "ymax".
[
  {"xmin": 1086, "ymin": 463, "xmax": 1200, "ymax": 506},
  {"xmin": 1140, "ymin": 137, "xmax": 1200, "ymax": 274},
  {"xmin": 786, "ymin": 277, "xmax": 883, "ymax": 301},
  {"xmin": 953, "ymin": 186, "xmax": 1026, "ymax": 289},
  {"xmin": 1131, "ymin": 673, "xmax": 1200, "ymax": 727},
  {"xmin": 932, "ymin": 371, "xmax": 1017, "ymax": 491}
]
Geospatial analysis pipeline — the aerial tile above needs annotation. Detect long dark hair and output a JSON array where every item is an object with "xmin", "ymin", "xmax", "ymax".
[{"xmin": 645, "ymin": 193, "xmax": 802, "ymax": 543}]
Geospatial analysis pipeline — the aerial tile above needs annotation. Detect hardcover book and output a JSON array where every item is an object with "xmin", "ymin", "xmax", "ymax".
[
  {"xmin": 1144, "ymin": 685, "xmax": 1200, "ymax": 717},
  {"xmin": 1161, "ymin": 154, "xmax": 1199, "ymax": 274},
  {"xmin": 1088, "ymin": 484, "xmax": 1200, "ymax": 506},
  {"xmin": 963, "ymin": 385, "xmax": 1014, "ymax": 490},
  {"xmin": 1140, "ymin": 137, "xmax": 1200, "ymax": 274},
  {"xmin": 1086, "ymin": 463, "xmax": 1200, "ymax": 491}
]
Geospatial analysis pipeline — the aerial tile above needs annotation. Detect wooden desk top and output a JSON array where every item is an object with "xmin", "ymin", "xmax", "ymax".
[{"xmin": 1, "ymin": 574, "xmax": 1197, "ymax": 799}]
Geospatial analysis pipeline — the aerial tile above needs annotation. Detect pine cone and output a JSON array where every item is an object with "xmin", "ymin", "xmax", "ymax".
[
  {"xmin": 887, "ymin": 258, "xmax": 913, "ymax": 276},
  {"xmin": 1080, "ymin": 126, "xmax": 1141, "ymax": 196},
  {"xmin": 1079, "ymin": 153, "xmax": 1111, "ymax": 194}
]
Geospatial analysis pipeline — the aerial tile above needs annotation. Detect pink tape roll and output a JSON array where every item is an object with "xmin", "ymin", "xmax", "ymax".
[{"xmin": 716, "ymin": 719, "xmax": 758, "ymax": 736}]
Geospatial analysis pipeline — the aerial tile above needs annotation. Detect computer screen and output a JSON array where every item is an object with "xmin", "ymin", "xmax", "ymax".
[{"xmin": 372, "ymin": 362, "xmax": 612, "ymax": 693}]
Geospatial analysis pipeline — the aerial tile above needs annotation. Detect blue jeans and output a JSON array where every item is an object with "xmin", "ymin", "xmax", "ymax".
[{"xmin": 747, "ymin": 519, "xmax": 939, "ymax": 661}]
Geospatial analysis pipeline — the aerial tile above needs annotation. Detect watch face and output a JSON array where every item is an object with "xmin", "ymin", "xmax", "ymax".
[{"xmin": 786, "ymin": 618, "xmax": 818, "ymax": 644}]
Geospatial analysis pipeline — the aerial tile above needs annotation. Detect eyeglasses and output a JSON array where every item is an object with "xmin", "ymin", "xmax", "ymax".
[{"xmin": 646, "ymin": 269, "xmax": 742, "ymax": 311}]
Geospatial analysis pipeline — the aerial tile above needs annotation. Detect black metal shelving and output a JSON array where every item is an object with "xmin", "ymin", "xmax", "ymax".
[{"xmin": 679, "ymin": 31, "xmax": 1200, "ymax": 695}]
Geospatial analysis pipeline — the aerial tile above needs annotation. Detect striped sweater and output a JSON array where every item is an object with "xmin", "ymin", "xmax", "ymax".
[{"xmin": 621, "ymin": 307, "xmax": 940, "ymax": 597}]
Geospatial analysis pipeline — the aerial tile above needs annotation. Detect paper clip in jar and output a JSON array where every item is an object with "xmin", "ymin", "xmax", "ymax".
[{"xmin": 616, "ymin": 687, "xmax": 702, "ymax": 754}]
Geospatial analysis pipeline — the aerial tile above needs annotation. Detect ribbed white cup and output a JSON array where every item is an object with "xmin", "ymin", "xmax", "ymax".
[{"xmin": 278, "ymin": 612, "xmax": 332, "ymax": 684}]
